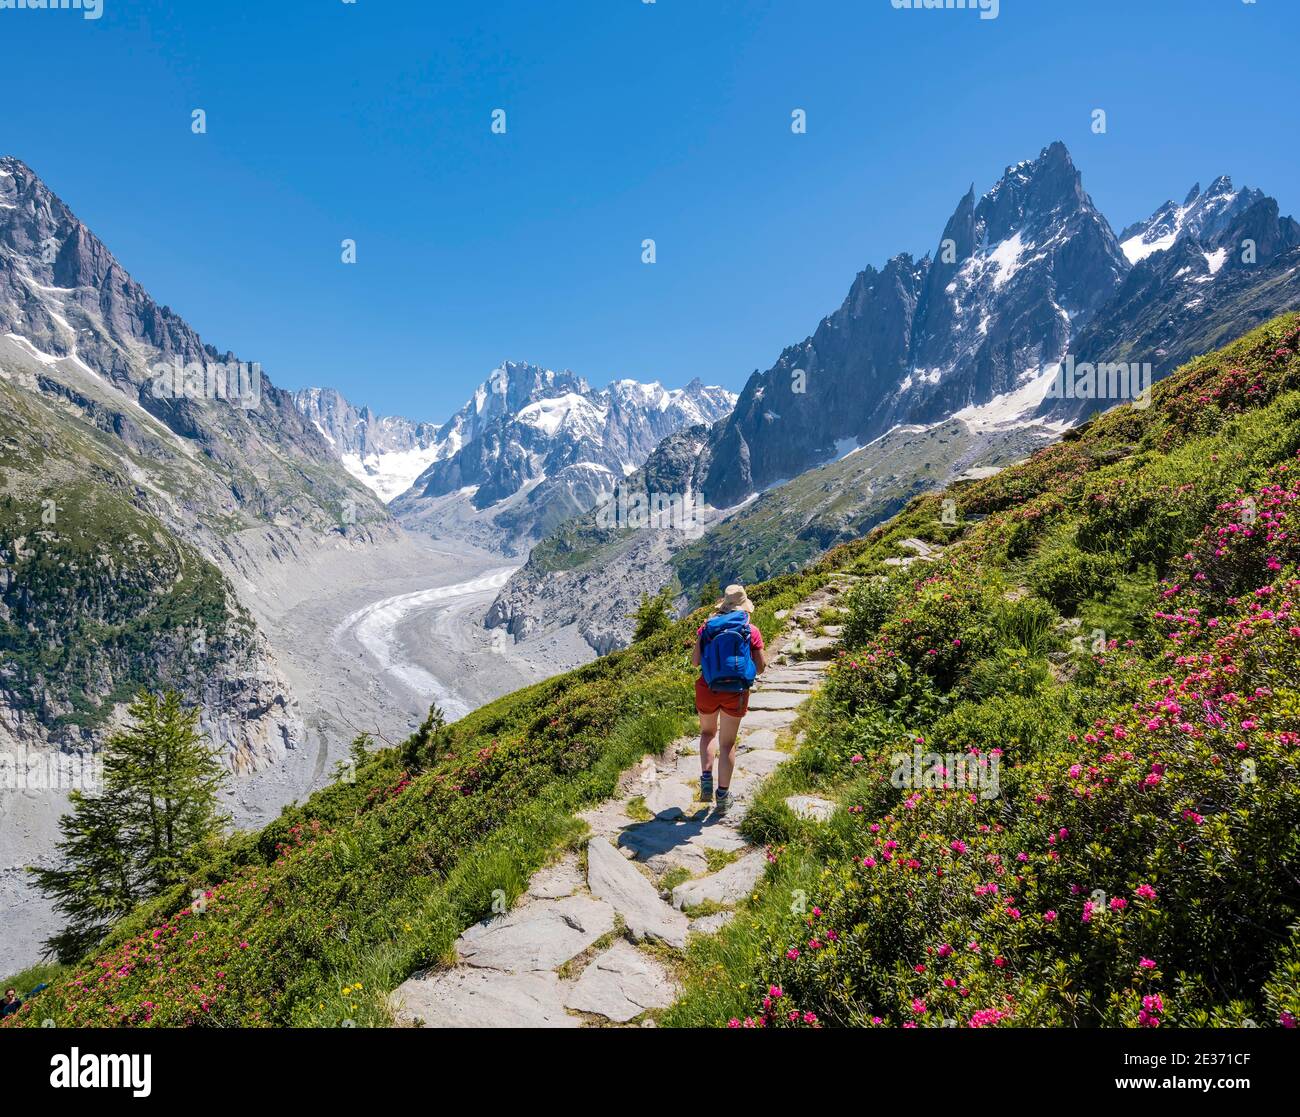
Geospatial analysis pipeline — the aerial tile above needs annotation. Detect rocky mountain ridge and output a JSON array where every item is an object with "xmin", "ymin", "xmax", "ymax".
[
  {"xmin": 0, "ymin": 155, "xmax": 418, "ymax": 778},
  {"xmin": 386, "ymin": 364, "xmax": 734, "ymax": 552},
  {"xmin": 491, "ymin": 142, "xmax": 1300, "ymax": 651}
]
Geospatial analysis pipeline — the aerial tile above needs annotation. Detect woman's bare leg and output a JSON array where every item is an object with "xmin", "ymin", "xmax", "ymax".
[
  {"xmin": 699, "ymin": 710, "xmax": 719, "ymax": 780},
  {"xmin": 717, "ymin": 712, "xmax": 743, "ymax": 791}
]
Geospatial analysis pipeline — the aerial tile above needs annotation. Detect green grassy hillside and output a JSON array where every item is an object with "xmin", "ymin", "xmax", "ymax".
[
  {"xmin": 666, "ymin": 312, "xmax": 1300, "ymax": 1028},
  {"xmin": 0, "ymin": 550, "xmax": 848, "ymax": 1026},
  {"xmin": 6, "ymin": 311, "xmax": 1300, "ymax": 1029}
]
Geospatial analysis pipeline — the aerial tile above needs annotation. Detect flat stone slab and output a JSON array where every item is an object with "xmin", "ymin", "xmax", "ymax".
[
  {"xmin": 785, "ymin": 795, "xmax": 836, "ymax": 822},
  {"xmin": 898, "ymin": 537, "xmax": 938, "ymax": 557},
  {"xmin": 672, "ymin": 751, "xmax": 710, "ymax": 780},
  {"xmin": 800, "ymin": 636, "xmax": 839, "ymax": 659},
  {"xmin": 586, "ymin": 837, "xmax": 688, "ymax": 949},
  {"xmin": 618, "ymin": 816, "xmax": 747, "ymax": 875},
  {"xmin": 564, "ymin": 941, "xmax": 679, "ymax": 1023},
  {"xmin": 735, "ymin": 748, "xmax": 787, "ymax": 777},
  {"xmin": 528, "ymin": 855, "xmax": 584, "ymax": 900},
  {"xmin": 391, "ymin": 968, "xmax": 579, "ymax": 1029},
  {"xmin": 672, "ymin": 850, "xmax": 768, "ymax": 910},
  {"xmin": 747, "ymin": 690, "xmax": 806, "ymax": 711},
  {"xmin": 742, "ymin": 709, "xmax": 799, "ymax": 731},
  {"xmin": 738, "ymin": 727, "xmax": 782, "ymax": 751},
  {"xmin": 457, "ymin": 895, "xmax": 615, "ymax": 972},
  {"xmin": 579, "ymin": 799, "xmax": 639, "ymax": 838},
  {"xmin": 760, "ymin": 671, "xmax": 826, "ymax": 688},
  {"xmin": 641, "ymin": 777, "xmax": 697, "ymax": 819}
]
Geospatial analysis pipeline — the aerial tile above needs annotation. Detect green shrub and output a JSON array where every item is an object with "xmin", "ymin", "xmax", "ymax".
[
  {"xmin": 930, "ymin": 690, "xmax": 1065, "ymax": 765},
  {"xmin": 840, "ymin": 576, "xmax": 901, "ymax": 648},
  {"xmin": 1027, "ymin": 536, "xmax": 1117, "ymax": 615}
]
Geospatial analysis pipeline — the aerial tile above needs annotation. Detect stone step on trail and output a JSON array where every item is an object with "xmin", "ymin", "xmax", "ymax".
[
  {"xmin": 641, "ymin": 778, "xmax": 697, "ymax": 819},
  {"xmin": 747, "ymin": 689, "xmax": 806, "ymax": 711},
  {"xmin": 736, "ymin": 726, "xmax": 783, "ymax": 752},
  {"xmin": 563, "ymin": 941, "xmax": 679, "ymax": 1023},
  {"xmin": 742, "ymin": 708, "xmax": 801, "ymax": 732},
  {"xmin": 617, "ymin": 816, "xmax": 747, "ymax": 875},
  {"xmin": 528, "ymin": 854, "xmax": 583, "ymax": 900},
  {"xmin": 457, "ymin": 894, "xmax": 615, "ymax": 972},
  {"xmin": 579, "ymin": 798, "xmax": 642, "ymax": 840},
  {"xmin": 671, "ymin": 849, "xmax": 768, "ymax": 910},
  {"xmin": 390, "ymin": 968, "xmax": 578, "ymax": 1029},
  {"xmin": 734, "ymin": 748, "xmax": 787, "ymax": 777},
  {"xmin": 586, "ymin": 837, "xmax": 688, "ymax": 949},
  {"xmin": 797, "ymin": 635, "xmax": 839, "ymax": 660},
  {"xmin": 761, "ymin": 666, "xmax": 828, "ymax": 684}
]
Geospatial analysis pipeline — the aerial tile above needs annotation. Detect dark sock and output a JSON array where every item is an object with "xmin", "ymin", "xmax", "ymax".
[{"xmin": 716, "ymin": 785, "xmax": 730, "ymax": 800}]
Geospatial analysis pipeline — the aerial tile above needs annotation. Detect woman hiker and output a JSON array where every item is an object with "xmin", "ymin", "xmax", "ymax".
[{"xmin": 691, "ymin": 583, "xmax": 766, "ymax": 814}]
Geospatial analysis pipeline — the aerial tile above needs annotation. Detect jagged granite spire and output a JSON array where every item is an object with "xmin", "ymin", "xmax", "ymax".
[{"xmin": 701, "ymin": 142, "xmax": 1127, "ymax": 506}]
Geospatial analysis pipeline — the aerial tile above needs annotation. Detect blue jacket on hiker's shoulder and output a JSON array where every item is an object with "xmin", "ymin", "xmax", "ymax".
[{"xmin": 700, "ymin": 611, "xmax": 758, "ymax": 692}]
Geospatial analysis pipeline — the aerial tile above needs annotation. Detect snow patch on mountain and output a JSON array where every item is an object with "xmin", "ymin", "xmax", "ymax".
[
  {"xmin": 293, "ymin": 386, "xmax": 444, "ymax": 503},
  {"xmin": 389, "ymin": 364, "xmax": 736, "ymax": 552},
  {"xmin": 954, "ymin": 364, "xmax": 1069, "ymax": 433},
  {"xmin": 341, "ymin": 446, "xmax": 445, "ymax": 502},
  {"xmin": 1120, "ymin": 177, "xmax": 1262, "ymax": 265},
  {"xmin": 989, "ymin": 229, "xmax": 1030, "ymax": 289},
  {"xmin": 516, "ymin": 392, "xmax": 607, "ymax": 437}
]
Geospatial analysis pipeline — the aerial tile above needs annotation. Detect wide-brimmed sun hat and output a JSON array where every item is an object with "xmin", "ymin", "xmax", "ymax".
[{"xmin": 715, "ymin": 583, "xmax": 755, "ymax": 614}]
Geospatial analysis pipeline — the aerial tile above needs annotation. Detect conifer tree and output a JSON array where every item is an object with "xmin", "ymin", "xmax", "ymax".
[
  {"xmin": 29, "ymin": 783, "xmax": 138, "ymax": 961},
  {"xmin": 698, "ymin": 579, "xmax": 722, "ymax": 609},
  {"xmin": 401, "ymin": 704, "xmax": 447, "ymax": 770},
  {"xmin": 31, "ymin": 690, "xmax": 227, "ymax": 961},
  {"xmin": 629, "ymin": 588, "xmax": 675, "ymax": 643}
]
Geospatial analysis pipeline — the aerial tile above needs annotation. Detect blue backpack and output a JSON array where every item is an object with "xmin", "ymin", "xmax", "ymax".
[{"xmin": 700, "ymin": 611, "xmax": 757, "ymax": 692}]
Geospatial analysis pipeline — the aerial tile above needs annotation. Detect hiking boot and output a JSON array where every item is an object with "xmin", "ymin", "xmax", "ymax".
[
  {"xmin": 713, "ymin": 788, "xmax": 736, "ymax": 816},
  {"xmin": 699, "ymin": 773, "xmax": 714, "ymax": 803}
]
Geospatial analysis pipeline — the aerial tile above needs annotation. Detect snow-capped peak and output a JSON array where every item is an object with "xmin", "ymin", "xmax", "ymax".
[
  {"xmin": 299, "ymin": 366, "xmax": 736, "ymax": 515},
  {"xmin": 516, "ymin": 391, "xmax": 607, "ymax": 437},
  {"xmin": 1119, "ymin": 176, "xmax": 1263, "ymax": 264}
]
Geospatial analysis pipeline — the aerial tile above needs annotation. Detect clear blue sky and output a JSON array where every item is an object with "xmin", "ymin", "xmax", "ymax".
[{"xmin": 3, "ymin": 0, "xmax": 1296, "ymax": 420}]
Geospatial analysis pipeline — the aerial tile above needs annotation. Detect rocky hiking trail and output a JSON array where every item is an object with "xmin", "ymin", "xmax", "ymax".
[{"xmin": 389, "ymin": 579, "xmax": 852, "ymax": 1027}]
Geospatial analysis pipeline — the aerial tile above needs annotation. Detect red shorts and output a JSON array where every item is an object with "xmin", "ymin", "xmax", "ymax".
[{"xmin": 695, "ymin": 677, "xmax": 750, "ymax": 718}]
